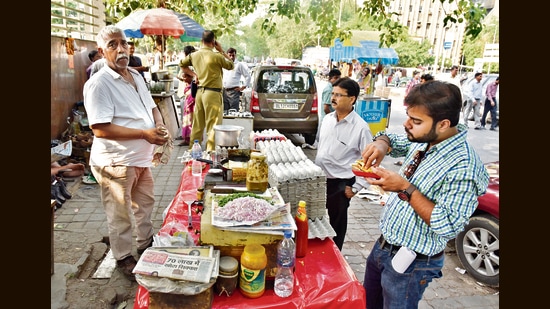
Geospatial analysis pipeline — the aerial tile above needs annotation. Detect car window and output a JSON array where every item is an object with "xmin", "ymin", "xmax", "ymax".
[
  {"xmin": 257, "ymin": 69, "xmax": 312, "ymax": 94},
  {"xmin": 166, "ymin": 63, "xmax": 180, "ymax": 77}
]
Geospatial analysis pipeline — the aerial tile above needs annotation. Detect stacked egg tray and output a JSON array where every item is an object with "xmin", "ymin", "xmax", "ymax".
[
  {"xmin": 308, "ymin": 216, "xmax": 337, "ymax": 240},
  {"xmin": 270, "ymin": 175, "xmax": 327, "ymax": 220}
]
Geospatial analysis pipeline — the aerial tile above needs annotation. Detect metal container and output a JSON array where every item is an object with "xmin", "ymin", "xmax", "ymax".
[{"xmin": 214, "ymin": 125, "xmax": 244, "ymax": 147}]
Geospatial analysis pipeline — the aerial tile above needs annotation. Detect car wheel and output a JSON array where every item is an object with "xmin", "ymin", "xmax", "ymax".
[
  {"xmin": 456, "ymin": 214, "xmax": 499, "ymax": 287},
  {"xmin": 304, "ymin": 133, "xmax": 316, "ymax": 145}
]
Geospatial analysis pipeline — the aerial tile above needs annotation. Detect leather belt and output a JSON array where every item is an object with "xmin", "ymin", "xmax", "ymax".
[
  {"xmin": 198, "ymin": 86, "xmax": 222, "ymax": 92},
  {"xmin": 378, "ymin": 235, "xmax": 443, "ymax": 260},
  {"xmin": 224, "ymin": 87, "xmax": 240, "ymax": 91}
]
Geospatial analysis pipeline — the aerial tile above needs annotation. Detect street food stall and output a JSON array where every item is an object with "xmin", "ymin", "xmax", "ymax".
[
  {"xmin": 151, "ymin": 90, "xmax": 180, "ymax": 138},
  {"xmin": 132, "ymin": 132, "xmax": 366, "ymax": 308}
]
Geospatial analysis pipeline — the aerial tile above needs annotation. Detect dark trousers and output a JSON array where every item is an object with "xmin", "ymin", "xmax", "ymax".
[
  {"xmin": 223, "ymin": 89, "xmax": 241, "ymax": 112},
  {"xmin": 480, "ymin": 98, "xmax": 498, "ymax": 129},
  {"xmin": 326, "ymin": 178, "xmax": 353, "ymax": 251}
]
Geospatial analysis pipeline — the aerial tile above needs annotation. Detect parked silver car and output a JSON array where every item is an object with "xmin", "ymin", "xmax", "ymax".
[{"xmin": 243, "ymin": 64, "xmax": 319, "ymax": 144}]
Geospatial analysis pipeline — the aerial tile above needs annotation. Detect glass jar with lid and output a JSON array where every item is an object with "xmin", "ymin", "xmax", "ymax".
[
  {"xmin": 215, "ymin": 256, "xmax": 239, "ymax": 296},
  {"xmin": 246, "ymin": 151, "xmax": 268, "ymax": 192}
]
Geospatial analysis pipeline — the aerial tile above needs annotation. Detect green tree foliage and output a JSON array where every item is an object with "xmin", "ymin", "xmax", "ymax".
[
  {"xmin": 462, "ymin": 16, "xmax": 499, "ymax": 73},
  {"xmin": 393, "ymin": 39, "xmax": 434, "ymax": 67},
  {"xmin": 104, "ymin": 0, "xmax": 486, "ymax": 50}
]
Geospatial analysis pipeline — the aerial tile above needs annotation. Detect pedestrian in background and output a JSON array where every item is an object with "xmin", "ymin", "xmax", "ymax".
[
  {"xmin": 420, "ymin": 73, "xmax": 434, "ymax": 83},
  {"xmin": 315, "ymin": 77, "xmax": 373, "ymax": 251},
  {"xmin": 463, "ymin": 72, "xmax": 483, "ymax": 129},
  {"xmin": 320, "ymin": 69, "xmax": 342, "ymax": 122},
  {"xmin": 222, "ymin": 47, "xmax": 251, "ymax": 113},
  {"xmin": 176, "ymin": 45, "xmax": 197, "ymax": 146},
  {"xmin": 360, "ymin": 80, "xmax": 489, "ymax": 308},
  {"xmin": 442, "ymin": 65, "xmax": 464, "ymax": 107},
  {"xmin": 83, "ymin": 25, "xmax": 170, "ymax": 281},
  {"xmin": 178, "ymin": 71, "xmax": 196, "ymax": 146},
  {"xmin": 357, "ymin": 65, "xmax": 371, "ymax": 93},
  {"xmin": 480, "ymin": 76, "xmax": 499, "ymax": 130},
  {"xmin": 404, "ymin": 70, "xmax": 421, "ymax": 104},
  {"xmin": 128, "ymin": 41, "xmax": 149, "ymax": 81},
  {"xmin": 86, "ymin": 49, "xmax": 102, "ymax": 79},
  {"xmin": 179, "ymin": 30, "xmax": 234, "ymax": 151},
  {"xmin": 314, "ymin": 68, "xmax": 342, "ymax": 148}
]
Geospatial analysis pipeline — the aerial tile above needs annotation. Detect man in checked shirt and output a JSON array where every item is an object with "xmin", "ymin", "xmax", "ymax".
[{"xmin": 359, "ymin": 80, "xmax": 489, "ymax": 309}]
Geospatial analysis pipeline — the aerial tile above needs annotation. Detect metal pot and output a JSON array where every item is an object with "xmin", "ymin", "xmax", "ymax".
[{"xmin": 214, "ymin": 125, "xmax": 244, "ymax": 147}]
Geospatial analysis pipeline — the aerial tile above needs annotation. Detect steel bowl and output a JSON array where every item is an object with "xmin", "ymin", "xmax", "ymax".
[{"xmin": 214, "ymin": 125, "xmax": 244, "ymax": 147}]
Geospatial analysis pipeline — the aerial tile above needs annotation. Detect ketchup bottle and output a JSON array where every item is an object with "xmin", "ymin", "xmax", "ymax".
[{"xmin": 295, "ymin": 200, "xmax": 309, "ymax": 258}]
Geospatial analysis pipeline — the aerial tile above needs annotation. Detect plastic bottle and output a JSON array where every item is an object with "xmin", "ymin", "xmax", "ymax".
[
  {"xmin": 295, "ymin": 200, "xmax": 309, "ymax": 258},
  {"xmin": 274, "ymin": 230, "xmax": 295, "ymax": 297},
  {"xmin": 191, "ymin": 159, "xmax": 202, "ymax": 176},
  {"xmin": 191, "ymin": 139, "xmax": 203, "ymax": 159},
  {"xmin": 239, "ymin": 244, "xmax": 267, "ymax": 298}
]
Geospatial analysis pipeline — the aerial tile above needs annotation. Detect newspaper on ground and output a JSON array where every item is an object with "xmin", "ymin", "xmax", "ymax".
[
  {"xmin": 133, "ymin": 247, "xmax": 216, "ymax": 283},
  {"xmin": 135, "ymin": 249, "xmax": 220, "ymax": 295},
  {"xmin": 51, "ymin": 140, "xmax": 72, "ymax": 163}
]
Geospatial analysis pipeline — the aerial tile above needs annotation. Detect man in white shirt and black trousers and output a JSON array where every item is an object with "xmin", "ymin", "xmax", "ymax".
[{"xmin": 222, "ymin": 47, "xmax": 251, "ymax": 113}]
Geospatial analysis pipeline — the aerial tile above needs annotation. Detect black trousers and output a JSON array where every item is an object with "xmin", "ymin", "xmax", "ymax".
[
  {"xmin": 480, "ymin": 98, "xmax": 498, "ymax": 129},
  {"xmin": 326, "ymin": 177, "xmax": 354, "ymax": 251}
]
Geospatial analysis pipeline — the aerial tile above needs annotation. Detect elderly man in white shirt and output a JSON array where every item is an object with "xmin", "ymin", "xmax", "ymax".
[{"xmin": 222, "ymin": 47, "xmax": 251, "ymax": 113}]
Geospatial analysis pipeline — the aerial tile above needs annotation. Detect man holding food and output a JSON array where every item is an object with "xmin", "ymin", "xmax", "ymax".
[
  {"xmin": 315, "ymin": 77, "xmax": 373, "ymax": 251},
  {"xmin": 359, "ymin": 81, "xmax": 489, "ymax": 308}
]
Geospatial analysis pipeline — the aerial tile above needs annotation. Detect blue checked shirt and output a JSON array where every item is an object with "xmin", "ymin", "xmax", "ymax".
[{"xmin": 374, "ymin": 124, "xmax": 489, "ymax": 255}]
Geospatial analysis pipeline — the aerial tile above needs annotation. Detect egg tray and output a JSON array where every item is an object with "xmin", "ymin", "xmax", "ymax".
[
  {"xmin": 271, "ymin": 175, "xmax": 327, "ymax": 220},
  {"xmin": 308, "ymin": 215, "xmax": 336, "ymax": 240}
]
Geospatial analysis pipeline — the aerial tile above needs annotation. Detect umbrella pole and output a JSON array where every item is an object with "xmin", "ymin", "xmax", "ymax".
[{"xmin": 161, "ymin": 35, "xmax": 165, "ymax": 71}]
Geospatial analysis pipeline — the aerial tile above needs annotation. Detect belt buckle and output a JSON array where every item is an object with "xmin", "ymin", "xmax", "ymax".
[{"xmin": 379, "ymin": 235, "xmax": 386, "ymax": 248}]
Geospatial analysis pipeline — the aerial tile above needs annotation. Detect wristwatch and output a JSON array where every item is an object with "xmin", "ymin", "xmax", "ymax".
[{"xmin": 397, "ymin": 184, "xmax": 417, "ymax": 202}]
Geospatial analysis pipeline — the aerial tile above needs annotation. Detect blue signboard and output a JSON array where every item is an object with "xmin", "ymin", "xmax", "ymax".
[{"xmin": 444, "ymin": 42, "xmax": 452, "ymax": 49}]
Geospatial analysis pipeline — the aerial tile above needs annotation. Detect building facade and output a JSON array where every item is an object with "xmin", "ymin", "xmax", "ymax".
[{"xmin": 388, "ymin": 0, "xmax": 498, "ymax": 72}]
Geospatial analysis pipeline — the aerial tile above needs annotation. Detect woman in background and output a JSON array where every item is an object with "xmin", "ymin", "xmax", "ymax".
[{"xmin": 177, "ymin": 45, "xmax": 197, "ymax": 146}]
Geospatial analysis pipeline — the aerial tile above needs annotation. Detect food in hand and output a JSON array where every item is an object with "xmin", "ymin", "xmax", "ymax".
[
  {"xmin": 351, "ymin": 159, "xmax": 373, "ymax": 172},
  {"xmin": 351, "ymin": 159, "xmax": 381, "ymax": 179}
]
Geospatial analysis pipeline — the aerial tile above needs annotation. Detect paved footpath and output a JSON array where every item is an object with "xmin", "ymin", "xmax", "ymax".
[{"xmin": 51, "ymin": 87, "xmax": 499, "ymax": 308}]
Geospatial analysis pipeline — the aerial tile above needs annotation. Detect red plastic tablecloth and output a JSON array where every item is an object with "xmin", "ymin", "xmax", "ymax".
[{"xmin": 134, "ymin": 162, "xmax": 366, "ymax": 308}]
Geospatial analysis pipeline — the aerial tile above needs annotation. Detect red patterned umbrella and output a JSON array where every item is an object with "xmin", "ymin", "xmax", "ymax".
[
  {"xmin": 116, "ymin": 8, "xmax": 204, "ymax": 38},
  {"xmin": 116, "ymin": 8, "xmax": 204, "ymax": 69}
]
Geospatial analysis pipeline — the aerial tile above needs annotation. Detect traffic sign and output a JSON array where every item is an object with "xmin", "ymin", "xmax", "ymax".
[{"xmin": 444, "ymin": 42, "xmax": 452, "ymax": 49}]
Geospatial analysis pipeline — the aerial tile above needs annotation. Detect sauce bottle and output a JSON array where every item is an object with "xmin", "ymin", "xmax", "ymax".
[
  {"xmin": 295, "ymin": 200, "xmax": 309, "ymax": 258},
  {"xmin": 239, "ymin": 244, "xmax": 267, "ymax": 298}
]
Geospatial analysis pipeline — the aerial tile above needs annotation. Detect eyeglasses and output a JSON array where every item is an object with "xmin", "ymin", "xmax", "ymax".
[
  {"xmin": 331, "ymin": 92, "xmax": 351, "ymax": 98},
  {"xmin": 404, "ymin": 150, "xmax": 426, "ymax": 179},
  {"xmin": 106, "ymin": 40, "xmax": 129, "ymax": 50}
]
